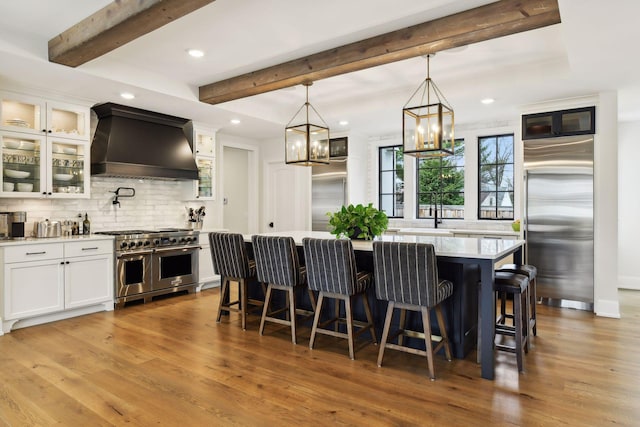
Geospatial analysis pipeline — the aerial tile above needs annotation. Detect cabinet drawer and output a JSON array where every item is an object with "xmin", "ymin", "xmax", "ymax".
[
  {"xmin": 3, "ymin": 243, "xmax": 64, "ymax": 263},
  {"xmin": 65, "ymin": 240, "xmax": 113, "ymax": 258}
]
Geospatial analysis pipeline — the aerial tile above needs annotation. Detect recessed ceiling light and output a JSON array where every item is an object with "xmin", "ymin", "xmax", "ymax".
[
  {"xmin": 187, "ymin": 49, "xmax": 204, "ymax": 58},
  {"xmin": 230, "ymin": 119, "xmax": 241, "ymax": 125},
  {"xmin": 339, "ymin": 120, "xmax": 349, "ymax": 126},
  {"xmin": 120, "ymin": 92, "xmax": 135, "ymax": 100},
  {"xmin": 481, "ymin": 98, "xmax": 495, "ymax": 105}
]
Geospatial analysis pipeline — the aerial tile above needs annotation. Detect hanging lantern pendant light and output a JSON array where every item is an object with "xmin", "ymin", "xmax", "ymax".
[
  {"xmin": 285, "ymin": 82, "xmax": 330, "ymax": 165},
  {"xmin": 403, "ymin": 54, "xmax": 454, "ymax": 157}
]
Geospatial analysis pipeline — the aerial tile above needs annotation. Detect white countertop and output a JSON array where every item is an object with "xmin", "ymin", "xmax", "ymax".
[
  {"xmin": 394, "ymin": 227, "xmax": 519, "ymax": 237},
  {"xmin": 0, "ymin": 234, "xmax": 115, "ymax": 247},
  {"xmin": 247, "ymin": 231, "xmax": 524, "ymax": 261}
]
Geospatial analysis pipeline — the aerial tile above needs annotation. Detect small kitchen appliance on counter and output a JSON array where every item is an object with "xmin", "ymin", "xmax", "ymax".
[
  {"xmin": 0, "ymin": 211, "xmax": 27, "ymax": 239},
  {"xmin": 33, "ymin": 219, "xmax": 62, "ymax": 238}
]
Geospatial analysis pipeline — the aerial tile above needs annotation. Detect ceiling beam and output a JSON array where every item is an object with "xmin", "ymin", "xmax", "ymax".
[
  {"xmin": 48, "ymin": 0, "xmax": 216, "ymax": 67},
  {"xmin": 199, "ymin": 0, "xmax": 560, "ymax": 105}
]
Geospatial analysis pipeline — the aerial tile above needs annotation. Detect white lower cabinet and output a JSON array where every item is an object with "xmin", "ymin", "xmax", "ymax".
[
  {"xmin": 65, "ymin": 253, "xmax": 113, "ymax": 309},
  {"xmin": 4, "ymin": 258, "xmax": 65, "ymax": 320},
  {"xmin": 1, "ymin": 238, "xmax": 114, "ymax": 334},
  {"xmin": 198, "ymin": 232, "xmax": 220, "ymax": 290}
]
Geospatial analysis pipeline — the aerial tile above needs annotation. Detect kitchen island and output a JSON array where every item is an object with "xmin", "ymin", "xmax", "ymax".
[{"xmin": 244, "ymin": 231, "xmax": 524, "ymax": 380}]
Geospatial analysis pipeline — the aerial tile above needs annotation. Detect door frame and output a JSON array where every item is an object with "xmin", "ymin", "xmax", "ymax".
[{"xmin": 221, "ymin": 141, "xmax": 259, "ymax": 234}]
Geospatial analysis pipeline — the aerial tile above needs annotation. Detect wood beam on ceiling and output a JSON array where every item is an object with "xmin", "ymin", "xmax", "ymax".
[
  {"xmin": 48, "ymin": 0, "xmax": 216, "ymax": 67},
  {"xmin": 199, "ymin": 0, "xmax": 561, "ymax": 105}
]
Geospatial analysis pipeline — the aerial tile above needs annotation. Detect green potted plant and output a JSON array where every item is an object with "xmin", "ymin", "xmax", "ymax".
[{"xmin": 327, "ymin": 203, "xmax": 389, "ymax": 240}]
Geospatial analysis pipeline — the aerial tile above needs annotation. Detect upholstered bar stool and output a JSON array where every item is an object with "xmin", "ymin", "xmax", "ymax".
[
  {"xmin": 252, "ymin": 235, "xmax": 316, "ymax": 344},
  {"xmin": 209, "ymin": 232, "xmax": 264, "ymax": 330},
  {"xmin": 494, "ymin": 271, "xmax": 529, "ymax": 373},
  {"xmin": 372, "ymin": 241, "xmax": 453, "ymax": 380},
  {"xmin": 497, "ymin": 263, "xmax": 538, "ymax": 337},
  {"xmin": 302, "ymin": 237, "xmax": 377, "ymax": 360}
]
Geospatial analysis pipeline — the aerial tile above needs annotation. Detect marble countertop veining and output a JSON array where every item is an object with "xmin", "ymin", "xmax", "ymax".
[{"xmin": 245, "ymin": 231, "xmax": 524, "ymax": 261}]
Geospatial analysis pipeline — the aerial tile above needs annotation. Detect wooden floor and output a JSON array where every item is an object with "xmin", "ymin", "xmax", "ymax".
[{"xmin": 1, "ymin": 288, "xmax": 639, "ymax": 426}]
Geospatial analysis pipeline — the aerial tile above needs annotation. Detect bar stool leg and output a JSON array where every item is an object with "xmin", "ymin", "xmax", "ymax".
[
  {"xmin": 345, "ymin": 295, "xmax": 355, "ymax": 360},
  {"xmin": 361, "ymin": 293, "xmax": 378, "ymax": 344},
  {"xmin": 378, "ymin": 301, "xmax": 394, "ymax": 367},
  {"xmin": 309, "ymin": 293, "xmax": 325, "ymax": 350},
  {"xmin": 421, "ymin": 306, "xmax": 436, "ymax": 380},
  {"xmin": 216, "ymin": 277, "xmax": 229, "ymax": 323},
  {"xmin": 288, "ymin": 287, "xmax": 297, "ymax": 344},
  {"xmin": 514, "ymin": 291, "xmax": 525, "ymax": 373},
  {"xmin": 240, "ymin": 279, "xmax": 249, "ymax": 330},
  {"xmin": 259, "ymin": 284, "xmax": 273, "ymax": 336}
]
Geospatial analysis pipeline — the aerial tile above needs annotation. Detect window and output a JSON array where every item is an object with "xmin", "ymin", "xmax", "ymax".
[
  {"xmin": 478, "ymin": 134, "xmax": 514, "ymax": 220},
  {"xmin": 416, "ymin": 139, "xmax": 465, "ymax": 220},
  {"xmin": 379, "ymin": 145, "xmax": 404, "ymax": 218}
]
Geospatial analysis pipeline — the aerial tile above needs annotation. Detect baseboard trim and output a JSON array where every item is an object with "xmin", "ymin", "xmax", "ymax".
[{"xmin": 618, "ymin": 275, "xmax": 640, "ymax": 290}]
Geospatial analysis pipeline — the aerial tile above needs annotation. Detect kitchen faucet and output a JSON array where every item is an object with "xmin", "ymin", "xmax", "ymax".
[{"xmin": 429, "ymin": 192, "xmax": 441, "ymax": 229}]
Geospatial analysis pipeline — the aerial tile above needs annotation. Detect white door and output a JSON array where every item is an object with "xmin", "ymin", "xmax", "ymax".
[
  {"xmin": 223, "ymin": 146, "xmax": 249, "ymax": 233},
  {"xmin": 265, "ymin": 161, "xmax": 309, "ymax": 232}
]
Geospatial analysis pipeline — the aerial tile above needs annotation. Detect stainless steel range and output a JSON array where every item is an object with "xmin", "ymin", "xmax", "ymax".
[{"xmin": 96, "ymin": 228, "xmax": 200, "ymax": 308}]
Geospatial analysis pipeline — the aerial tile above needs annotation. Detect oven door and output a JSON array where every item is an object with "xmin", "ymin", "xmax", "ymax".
[
  {"xmin": 152, "ymin": 246, "xmax": 199, "ymax": 290},
  {"xmin": 116, "ymin": 251, "xmax": 153, "ymax": 299}
]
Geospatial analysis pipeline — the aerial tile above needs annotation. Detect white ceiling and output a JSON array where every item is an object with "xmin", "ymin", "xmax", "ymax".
[{"xmin": 1, "ymin": 0, "xmax": 640, "ymax": 140}]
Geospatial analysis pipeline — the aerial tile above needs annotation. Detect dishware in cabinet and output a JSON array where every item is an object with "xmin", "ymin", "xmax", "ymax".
[
  {"xmin": 1, "ymin": 131, "xmax": 45, "ymax": 196},
  {"xmin": 47, "ymin": 138, "xmax": 90, "ymax": 198},
  {"xmin": 0, "ymin": 91, "xmax": 90, "ymax": 141},
  {"xmin": 0, "ymin": 131, "xmax": 90, "ymax": 198}
]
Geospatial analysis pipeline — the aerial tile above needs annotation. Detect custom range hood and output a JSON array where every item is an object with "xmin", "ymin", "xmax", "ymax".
[{"xmin": 91, "ymin": 103, "xmax": 198, "ymax": 180}]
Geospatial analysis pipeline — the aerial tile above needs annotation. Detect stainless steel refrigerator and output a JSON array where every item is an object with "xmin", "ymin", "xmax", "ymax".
[
  {"xmin": 524, "ymin": 136, "xmax": 594, "ymax": 310},
  {"xmin": 311, "ymin": 159, "xmax": 348, "ymax": 231}
]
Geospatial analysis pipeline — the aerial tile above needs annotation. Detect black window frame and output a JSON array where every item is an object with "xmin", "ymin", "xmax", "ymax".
[
  {"xmin": 378, "ymin": 145, "xmax": 404, "ymax": 218},
  {"xmin": 477, "ymin": 133, "xmax": 515, "ymax": 220},
  {"xmin": 416, "ymin": 138, "xmax": 465, "ymax": 220}
]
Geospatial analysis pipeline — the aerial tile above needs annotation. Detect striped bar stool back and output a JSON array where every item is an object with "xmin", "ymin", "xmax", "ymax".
[
  {"xmin": 252, "ymin": 235, "xmax": 316, "ymax": 344},
  {"xmin": 372, "ymin": 241, "xmax": 453, "ymax": 380},
  {"xmin": 302, "ymin": 237, "xmax": 377, "ymax": 360}
]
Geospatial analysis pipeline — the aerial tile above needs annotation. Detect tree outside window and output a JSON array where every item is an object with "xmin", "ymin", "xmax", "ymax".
[
  {"xmin": 379, "ymin": 145, "xmax": 404, "ymax": 218},
  {"xmin": 478, "ymin": 134, "xmax": 514, "ymax": 220},
  {"xmin": 416, "ymin": 139, "xmax": 465, "ymax": 219}
]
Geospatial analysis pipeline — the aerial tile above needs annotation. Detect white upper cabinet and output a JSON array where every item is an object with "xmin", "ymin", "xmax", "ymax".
[
  {"xmin": 0, "ymin": 91, "xmax": 91, "ymax": 199},
  {"xmin": 185, "ymin": 125, "xmax": 217, "ymax": 200},
  {"xmin": 0, "ymin": 92, "xmax": 90, "ymax": 141}
]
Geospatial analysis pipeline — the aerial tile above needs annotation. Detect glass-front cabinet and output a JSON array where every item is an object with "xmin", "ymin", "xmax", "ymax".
[
  {"xmin": 185, "ymin": 126, "xmax": 216, "ymax": 200},
  {"xmin": 0, "ymin": 91, "xmax": 90, "ymax": 198},
  {"xmin": 1, "ymin": 132, "xmax": 89, "ymax": 198},
  {"xmin": 0, "ymin": 91, "xmax": 89, "ymax": 141},
  {"xmin": 196, "ymin": 157, "xmax": 214, "ymax": 198}
]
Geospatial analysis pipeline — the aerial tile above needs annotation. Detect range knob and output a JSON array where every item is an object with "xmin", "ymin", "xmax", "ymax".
[
  {"xmin": 170, "ymin": 238, "xmax": 177, "ymax": 244},
  {"xmin": 180, "ymin": 237, "xmax": 187, "ymax": 243},
  {"xmin": 143, "ymin": 240, "xmax": 151, "ymax": 246},
  {"xmin": 128, "ymin": 242, "xmax": 137, "ymax": 249},
  {"xmin": 120, "ymin": 242, "xmax": 128, "ymax": 249},
  {"xmin": 154, "ymin": 239, "xmax": 160, "ymax": 245},
  {"xmin": 136, "ymin": 241, "xmax": 143, "ymax": 247}
]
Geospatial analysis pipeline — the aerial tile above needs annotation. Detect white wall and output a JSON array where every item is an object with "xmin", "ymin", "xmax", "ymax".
[{"xmin": 618, "ymin": 120, "xmax": 640, "ymax": 290}]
